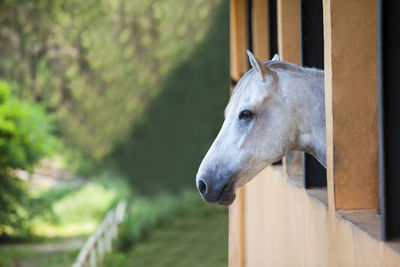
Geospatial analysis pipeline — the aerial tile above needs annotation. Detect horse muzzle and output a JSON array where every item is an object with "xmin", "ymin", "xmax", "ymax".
[{"xmin": 196, "ymin": 175, "xmax": 236, "ymax": 206}]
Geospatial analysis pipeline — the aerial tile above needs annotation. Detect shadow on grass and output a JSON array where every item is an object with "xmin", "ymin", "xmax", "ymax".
[{"xmin": 109, "ymin": 1, "xmax": 229, "ymax": 196}]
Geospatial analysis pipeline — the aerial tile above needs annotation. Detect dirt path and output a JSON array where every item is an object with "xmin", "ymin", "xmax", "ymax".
[
  {"xmin": 14, "ymin": 159, "xmax": 87, "ymax": 189},
  {"xmin": 3, "ymin": 236, "xmax": 86, "ymax": 267},
  {"xmin": 12, "ymin": 237, "xmax": 85, "ymax": 253}
]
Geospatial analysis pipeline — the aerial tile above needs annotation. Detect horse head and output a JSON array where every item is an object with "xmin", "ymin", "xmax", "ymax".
[{"xmin": 196, "ymin": 51, "xmax": 305, "ymax": 205}]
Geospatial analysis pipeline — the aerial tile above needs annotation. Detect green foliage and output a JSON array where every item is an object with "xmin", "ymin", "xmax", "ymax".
[
  {"xmin": 0, "ymin": 81, "xmax": 58, "ymax": 236},
  {"xmin": 52, "ymin": 183, "xmax": 117, "ymax": 224},
  {"xmin": 0, "ymin": 3, "xmax": 230, "ymax": 265},
  {"xmin": 0, "ymin": 0, "xmax": 225, "ymax": 163},
  {"xmin": 0, "ymin": 175, "xmax": 129, "ymax": 266},
  {"xmin": 0, "ymin": 82, "xmax": 57, "ymax": 170},
  {"xmin": 31, "ymin": 174, "xmax": 130, "ymax": 237},
  {"xmin": 0, "ymin": 0, "xmax": 229, "ymax": 194},
  {"xmin": 110, "ymin": 0, "xmax": 229, "ymax": 195}
]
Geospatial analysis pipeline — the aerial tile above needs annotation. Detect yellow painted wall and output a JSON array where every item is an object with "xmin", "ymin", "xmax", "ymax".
[
  {"xmin": 243, "ymin": 166, "xmax": 400, "ymax": 267},
  {"xmin": 229, "ymin": 1, "xmax": 400, "ymax": 266}
]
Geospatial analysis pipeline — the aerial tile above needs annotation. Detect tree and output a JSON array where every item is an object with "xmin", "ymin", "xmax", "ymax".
[{"xmin": 0, "ymin": 0, "xmax": 221, "ymax": 163}]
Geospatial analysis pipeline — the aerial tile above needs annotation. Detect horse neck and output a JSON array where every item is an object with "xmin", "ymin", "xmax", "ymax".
[{"xmin": 280, "ymin": 68, "xmax": 326, "ymax": 167}]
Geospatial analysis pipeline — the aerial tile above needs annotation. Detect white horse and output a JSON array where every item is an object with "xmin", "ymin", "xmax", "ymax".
[{"xmin": 196, "ymin": 51, "xmax": 326, "ymax": 205}]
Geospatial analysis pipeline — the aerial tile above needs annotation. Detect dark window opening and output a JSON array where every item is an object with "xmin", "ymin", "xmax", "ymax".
[
  {"xmin": 377, "ymin": 0, "xmax": 400, "ymax": 241},
  {"xmin": 247, "ymin": 0, "xmax": 253, "ymax": 55},
  {"xmin": 268, "ymin": 0, "xmax": 278, "ymax": 57}
]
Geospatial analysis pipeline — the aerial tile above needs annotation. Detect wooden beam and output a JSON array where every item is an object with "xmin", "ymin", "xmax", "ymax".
[
  {"xmin": 277, "ymin": 0, "xmax": 300, "ymax": 65},
  {"xmin": 229, "ymin": 187, "xmax": 246, "ymax": 267},
  {"xmin": 230, "ymin": 0, "xmax": 250, "ymax": 83},
  {"xmin": 323, "ymin": 0, "xmax": 379, "ymax": 210},
  {"xmin": 229, "ymin": 0, "xmax": 249, "ymax": 266},
  {"xmin": 251, "ymin": 0, "xmax": 269, "ymax": 60},
  {"xmin": 242, "ymin": 0, "xmax": 271, "ymax": 266}
]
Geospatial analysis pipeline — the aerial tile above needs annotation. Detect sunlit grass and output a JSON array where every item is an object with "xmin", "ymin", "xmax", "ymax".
[
  {"xmin": 31, "ymin": 221, "xmax": 96, "ymax": 237},
  {"xmin": 104, "ymin": 193, "xmax": 228, "ymax": 267},
  {"xmin": 29, "ymin": 173, "xmax": 130, "ymax": 238}
]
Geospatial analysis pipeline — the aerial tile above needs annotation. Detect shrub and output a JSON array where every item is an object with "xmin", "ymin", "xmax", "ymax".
[{"xmin": 0, "ymin": 81, "xmax": 58, "ymax": 237}]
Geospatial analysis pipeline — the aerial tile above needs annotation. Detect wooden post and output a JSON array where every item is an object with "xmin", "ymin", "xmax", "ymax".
[
  {"xmin": 89, "ymin": 244, "xmax": 96, "ymax": 267},
  {"xmin": 97, "ymin": 236, "xmax": 104, "ymax": 262},
  {"xmin": 229, "ymin": 0, "xmax": 249, "ymax": 266},
  {"xmin": 243, "ymin": 0, "xmax": 273, "ymax": 266},
  {"xmin": 323, "ymin": 0, "xmax": 379, "ymax": 210},
  {"xmin": 105, "ymin": 213, "xmax": 112, "ymax": 253},
  {"xmin": 230, "ymin": 0, "xmax": 250, "ymax": 83},
  {"xmin": 277, "ymin": 0, "xmax": 300, "ymax": 65},
  {"xmin": 251, "ymin": 0, "xmax": 270, "ymax": 61},
  {"xmin": 229, "ymin": 189, "xmax": 246, "ymax": 267}
]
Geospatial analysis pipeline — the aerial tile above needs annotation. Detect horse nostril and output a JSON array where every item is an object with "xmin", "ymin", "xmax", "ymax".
[{"xmin": 198, "ymin": 180, "xmax": 207, "ymax": 196}]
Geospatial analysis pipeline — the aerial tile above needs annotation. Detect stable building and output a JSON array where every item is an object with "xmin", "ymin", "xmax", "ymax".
[{"xmin": 228, "ymin": 0, "xmax": 400, "ymax": 266}]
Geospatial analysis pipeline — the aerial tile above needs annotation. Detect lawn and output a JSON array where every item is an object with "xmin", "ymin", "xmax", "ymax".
[
  {"xmin": 104, "ymin": 196, "xmax": 228, "ymax": 267},
  {"xmin": 0, "ymin": 177, "xmax": 228, "ymax": 267},
  {"xmin": 0, "ymin": 241, "xmax": 80, "ymax": 267}
]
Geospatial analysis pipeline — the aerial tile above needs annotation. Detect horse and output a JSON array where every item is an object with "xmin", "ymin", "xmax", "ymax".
[{"xmin": 196, "ymin": 50, "xmax": 326, "ymax": 205}]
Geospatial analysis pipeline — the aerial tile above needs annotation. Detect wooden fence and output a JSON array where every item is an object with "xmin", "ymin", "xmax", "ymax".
[{"xmin": 72, "ymin": 200, "xmax": 127, "ymax": 267}]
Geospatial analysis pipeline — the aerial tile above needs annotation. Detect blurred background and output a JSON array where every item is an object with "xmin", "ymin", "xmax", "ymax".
[{"xmin": 0, "ymin": 0, "xmax": 229, "ymax": 266}]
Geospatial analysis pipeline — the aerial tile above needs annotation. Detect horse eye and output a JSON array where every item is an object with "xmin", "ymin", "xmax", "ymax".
[{"xmin": 238, "ymin": 110, "xmax": 254, "ymax": 120}]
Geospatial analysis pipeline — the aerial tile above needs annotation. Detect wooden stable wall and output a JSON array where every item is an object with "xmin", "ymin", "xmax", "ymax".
[{"xmin": 228, "ymin": 0, "xmax": 400, "ymax": 266}]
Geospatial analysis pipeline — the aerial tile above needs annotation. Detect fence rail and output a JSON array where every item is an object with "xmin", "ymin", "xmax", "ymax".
[{"xmin": 72, "ymin": 200, "xmax": 127, "ymax": 267}]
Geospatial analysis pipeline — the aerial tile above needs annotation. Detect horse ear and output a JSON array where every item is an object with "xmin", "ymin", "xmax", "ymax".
[
  {"xmin": 246, "ymin": 50, "xmax": 273, "ymax": 81},
  {"xmin": 271, "ymin": 53, "xmax": 280, "ymax": 61}
]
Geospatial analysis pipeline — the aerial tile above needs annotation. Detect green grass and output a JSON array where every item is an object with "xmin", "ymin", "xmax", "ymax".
[
  {"xmin": 0, "ymin": 178, "xmax": 228, "ymax": 267},
  {"xmin": 0, "ymin": 241, "xmax": 80, "ymax": 267},
  {"xmin": 30, "ymin": 173, "xmax": 130, "ymax": 237},
  {"xmin": 104, "ymin": 195, "xmax": 228, "ymax": 267},
  {"xmin": 0, "ymin": 189, "xmax": 228, "ymax": 267},
  {"xmin": 0, "ymin": 245, "xmax": 35, "ymax": 266},
  {"xmin": 39, "ymin": 249, "xmax": 79, "ymax": 267}
]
